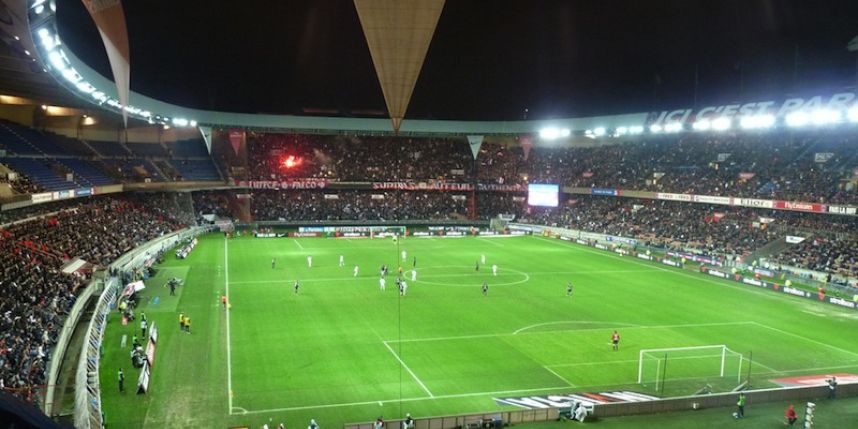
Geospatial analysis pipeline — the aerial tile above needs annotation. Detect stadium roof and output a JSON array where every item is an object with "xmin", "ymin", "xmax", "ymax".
[{"xmin": 6, "ymin": 0, "xmax": 858, "ymax": 133}]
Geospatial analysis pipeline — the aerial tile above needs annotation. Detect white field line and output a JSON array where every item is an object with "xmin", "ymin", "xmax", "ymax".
[
  {"xmin": 233, "ymin": 359, "xmax": 858, "ymax": 415},
  {"xmin": 237, "ymin": 385, "xmax": 569, "ymax": 414},
  {"xmin": 542, "ymin": 365, "xmax": 577, "ymax": 387},
  {"xmin": 227, "ymin": 269, "xmax": 653, "ymax": 285},
  {"xmin": 293, "ymin": 239, "xmax": 304, "ymax": 250},
  {"xmin": 382, "ymin": 340, "xmax": 434, "ymax": 398},
  {"xmin": 513, "ymin": 320, "xmax": 642, "ymax": 335},
  {"xmin": 479, "ymin": 237, "xmax": 505, "ymax": 247},
  {"xmin": 750, "ymin": 321, "xmax": 858, "ymax": 358},
  {"xmin": 225, "ymin": 238, "xmax": 234, "ymax": 414},
  {"xmin": 386, "ymin": 321, "xmax": 756, "ymax": 344},
  {"xmin": 749, "ymin": 357, "xmax": 782, "ymax": 374}
]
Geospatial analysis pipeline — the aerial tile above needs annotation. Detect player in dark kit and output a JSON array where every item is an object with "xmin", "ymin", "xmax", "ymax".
[
  {"xmin": 475, "ymin": 261, "xmax": 480, "ymax": 272},
  {"xmin": 294, "ymin": 280, "xmax": 300, "ymax": 294},
  {"xmin": 566, "ymin": 282, "xmax": 573, "ymax": 296},
  {"xmin": 611, "ymin": 331, "xmax": 620, "ymax": 350},
  {"xmin": 412, "ymin": 256, "xmax": 417, "ymax": 268},
  {"xmin": 272, "ymin": 258, "xmax": 276, "ymax": 269},
  {"xmin": 482, "ymin": 282, "xmax": 488, "ymax": 296}
]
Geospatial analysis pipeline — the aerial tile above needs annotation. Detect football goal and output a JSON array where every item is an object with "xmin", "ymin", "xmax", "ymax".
[{"xmin": 638, "ymin": 345, "xmax": 744, "ymax": 392}]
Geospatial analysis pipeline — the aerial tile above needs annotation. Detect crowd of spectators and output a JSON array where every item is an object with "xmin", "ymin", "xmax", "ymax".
[
  {"xmin": 192, "ymin": 191, "xmax": 233, "ymax": 220},
  {"xmin": 0, "ymin": 197, "xmax": 182, "ymax": 404},
  {"xmin": 245, "ymin": 133, "xmax": 473, "ymax": 182},
  {"xmin": 250, "ymin": 190, "xmax": 469, "ymax": 222},
  {"xmin": 770, "ymin": 236, "xmax": 858, "ymax": 279},
  {"xmin": 236, "ymin": 130, "xmax": 858, "ymax": 204},
  {"xmin": 0, "ymin": 171, "xmax": 43, "ymax": 195}
]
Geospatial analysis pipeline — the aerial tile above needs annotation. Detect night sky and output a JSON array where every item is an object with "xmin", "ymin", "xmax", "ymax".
[{"xmin": 56, "ymin": 0, "xmax": 858, "ymax": 120}]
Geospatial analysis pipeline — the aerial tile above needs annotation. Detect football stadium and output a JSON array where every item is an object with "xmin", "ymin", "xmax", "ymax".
[{"xmin": 0, "ymin": 1, "xmax": 858, "ymax": 428}]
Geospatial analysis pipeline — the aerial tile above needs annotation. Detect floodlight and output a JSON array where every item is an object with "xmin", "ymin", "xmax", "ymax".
[
  {"xmin": 47, "ymin": 51, "xmax": 65, "ymax": 70},
  {"xmin": 692, "ymin": 119, "xmax": 711, "ymax": 131},
  {"xmin": 785, "ymin": 111, "xmax": 808, "ymax": 127},
  {"xmin": 664, "ymin": 122, "xmax": 683, "ymax": 133},
  {"xmin": 649, "ymin": 124, "xmax": 663, "ymax": 133},
  {"xmin": 593, "ymin": 127, "xmax": 606, "ymax": 137},
  {"xmin": 811, "ymin": 109, "xmax": 841, "ymax": 125},
  {"xmin": 615, "ymin": 126, "xmax": 628, "ymax": 136},
  {"xmin": 560, "ymin": 128, "xmax": 571, "ymax": 137},
  {"xmin": 172, "ymin": 118, "xmax": 189, "ymax": 127},
  {"xmin": 848, "ymin": 107, "xmax": 858, "ymax": 123},
  {"xmin": 189, "ymin": 120, "xmax": 198, "ymax": 127},
  {"xmin": 629, "ymin": 126, "xmax": 644, "ymax": 134},
  {"xmin": 711, "ymin": 117, "xmax": 731, "ymax": 131},
  {"xmin": 539, "ymin": 127, "xmax": 559, "ymax": 140}
]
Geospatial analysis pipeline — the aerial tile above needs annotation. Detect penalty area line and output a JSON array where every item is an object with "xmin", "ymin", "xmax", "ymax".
[
  {"xmin": 237, "ymin": 385, "xmax": 570, "ymax": 414},
  {"xmin": 382, "ymin": 341, "xmax": 434, "ymax": 398}
]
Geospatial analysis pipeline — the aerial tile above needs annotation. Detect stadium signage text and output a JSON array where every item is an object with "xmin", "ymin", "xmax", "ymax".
[
  {"xmin": 235, "ymin": 180, "xmax": 329, "ymax": 189},
  {"xmin": 649, "ymin": 91, "xmax": 858, "ymax": 126}
]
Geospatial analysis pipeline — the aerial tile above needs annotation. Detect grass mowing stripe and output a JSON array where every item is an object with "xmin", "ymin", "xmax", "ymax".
[
  {"xmin": 382, "ymin": 340, "xmax": 434, "ymax": 398},
  {"xmin": 239, "ymin": 385, "xmax": 571, "ymax": 414},
  {"xmin": 225, "ymin": 237, "xmax": 234, "ymax": 414},
  {"xmin": 386, "ymin": 321, "xmax": 755, "ymax": 343},
  {"xmin": 750, "ymin": 321, "xmax": 858, "ymax": 358}
]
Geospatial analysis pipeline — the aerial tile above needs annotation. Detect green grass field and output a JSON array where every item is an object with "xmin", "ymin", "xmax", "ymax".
[{"xmin": 98, "ymin": 234, "xmax": 858, "ymax": 428}]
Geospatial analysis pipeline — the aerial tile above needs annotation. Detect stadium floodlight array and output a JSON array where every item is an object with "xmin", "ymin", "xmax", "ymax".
[
  {"xmin": 27, "ymin": 1, "xmax": 197, "ymax": 128},
  {"xmin": 637, "ymin": 345, "xmax": 744, "ymax": 392},
  {"xmin": 539, "ymin": 127, "xmax": 571, "ymax": 140}
]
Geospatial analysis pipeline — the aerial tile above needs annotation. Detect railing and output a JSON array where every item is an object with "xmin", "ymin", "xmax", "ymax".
[
  {"xmin": 345, "ymin": 408, "xmax": 559, "ymax": 429},
  {"xmin": 72, "ymin": 226, "xmax": 208, "ymax": 428}
]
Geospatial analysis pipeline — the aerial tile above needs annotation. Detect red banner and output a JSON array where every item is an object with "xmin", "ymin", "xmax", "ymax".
[
  {"xmin": 773, "ymin": 201, "xmax": 827, "ymax": 213},
  {"xmin": 738, "ymin": 172, "xmax": 756, "ymax": 180},
  {"xmin": 520, "ymin": 136, "xmax": 533, "ymax": 161},
  {"xmin": 372, "ymin": 182, "xmax": 473, "ymax": 191},
  {"xmin": 228, "ymin": 129, "xmax": 245, "ymax": 156}
]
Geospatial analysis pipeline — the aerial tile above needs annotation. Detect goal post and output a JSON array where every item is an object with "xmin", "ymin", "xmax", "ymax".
[{"xmin": 638, "ymin": 345, "xmax": 744, "ymax": 389}]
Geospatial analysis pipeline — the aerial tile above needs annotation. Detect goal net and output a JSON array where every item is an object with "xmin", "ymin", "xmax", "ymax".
[{"xmin": 638, "ymin": 345, "xmax": 744, "ymax": 392}]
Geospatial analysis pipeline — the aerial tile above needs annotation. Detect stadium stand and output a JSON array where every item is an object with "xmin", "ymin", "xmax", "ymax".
[
  {"xmin": 1, "ymin": 158, "xmax": 76, "ymax": 191},
  {"xmin": 0, "ymin": 196, "xmax": 183, "ymax": 404}
]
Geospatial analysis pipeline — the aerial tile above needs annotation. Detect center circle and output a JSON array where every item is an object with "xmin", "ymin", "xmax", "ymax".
[{"xmin": 406, "ymin": 265, "xmax": 530, "ymax": 287}]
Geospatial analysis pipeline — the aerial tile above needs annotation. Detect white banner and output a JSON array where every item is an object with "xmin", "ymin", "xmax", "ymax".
[
  {"xmin": 467, "ymin": 135, "xmax": 484, "ymax": 159},
  {"xmin": 198, "ymin": 126, "xmax": 212, "ymax": 154},
  {"xmin": 736, "ymin": 198, "xmax": 774, "ymax": 209},
  {"xmin": 786, "ymin": 236, "xmax": 806, "ymax": 244},
  {"xmin": 693, "ymin": 195, "xmax": 732, "ymax": 205}
]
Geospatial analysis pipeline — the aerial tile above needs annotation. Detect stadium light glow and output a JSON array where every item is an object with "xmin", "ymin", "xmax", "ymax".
[
  {"xmin": 692, "ymin": 119, "xmax": 711, "ymax": 131},
  {"xmin": 629, "ymin": 125, "xmax": 644, "ymax": 134},
  {"xmin": 711, "ymin": 117, "xmax": 732, "ymax": 131},
  {"xmin": 172, "ymin": 118, "xmax": 189, "ymax": 127},
  {"xmin": 740, "ymin": 114, "xmax": 775, "ymax": 130},
  {"xmin": 649, "ymin": 124, "xmax": 663, "ymax": 133},
  {"xmin": 189, "ymin": 120, "xmax": 197, "ymax": 127},
  {"xmin": 664, "ymin": 122, "xmax": 683, "ymax": 133},
  {"xmin": 848, "ymin": 107, "xmax": 858, "ymax": 123},
  {"xmin": 615, "ymin": 126, "xmax": 628, "ymax": 136},
  {"xmin": 811, "ymin": 109, "xmax": 841, "ymax": 125},
  {"xmin": 785, "ymin": 111, "xmax": 808, "ymax": 127},
  {"xmin": 593, "ymin": 127, "xmax": 606, "ymax": 137},
  {"xmin": 539, "ymin": 127, "xmax": 570, "ymax": 140}
]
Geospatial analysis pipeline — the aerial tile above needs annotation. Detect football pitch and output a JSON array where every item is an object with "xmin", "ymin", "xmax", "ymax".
[{"xmin": 99, "ymin": 234, "xmax": 858, "ymax": 428}]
